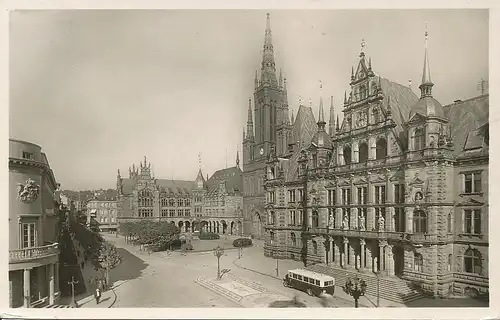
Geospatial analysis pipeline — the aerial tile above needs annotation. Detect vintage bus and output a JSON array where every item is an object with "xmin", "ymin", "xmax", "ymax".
[{"xmin": 283, "ymin": 269, "xmax": 335, "ymax": 297}]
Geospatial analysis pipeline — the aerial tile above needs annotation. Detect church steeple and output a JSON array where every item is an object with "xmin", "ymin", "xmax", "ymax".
[
  {"xmin": 290, "ymin": 108, "xmax": 295, "ymax": 124},
  {"xmin": 246, "ymin": 98, "xmax": 254, "ymax": 140},
  {"xmin": 419, "ymin": 23, "xmax": 434, "ymax": 98},
  {"xmin": 260, "ymin": 13, "xmax": 278, "ymax": 87},
  {"xmin": 236, "ymin": 150, "xmax": 240, "ymax": 168},
  {"xmin": 329, "ymin": 96, "xmax": 335, "ymax": 136},
  {"xmin": 317, "ymin": 82, "xmax": 326, "ymax": 132}
]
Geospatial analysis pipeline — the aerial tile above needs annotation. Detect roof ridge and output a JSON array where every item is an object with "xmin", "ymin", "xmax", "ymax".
[{"xmin": 442, "ymin": 93, "xmax": 489, "ymax": 108}]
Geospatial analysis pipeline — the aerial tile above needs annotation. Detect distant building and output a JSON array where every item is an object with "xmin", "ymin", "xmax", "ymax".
[
  {"xmin": 116, "ymin": 156, "xmax": 243, "ymax": 235},
  {"xmin": 262, "ymin": 29, "xmax": 489, "ymax": 299},
  {"xmin": 9, "ymin": 139, "xmax": 61, "ymax": 308},
  {"xmin": 86, "ymin": 190, "xmax": 118, "ymax": 232}
]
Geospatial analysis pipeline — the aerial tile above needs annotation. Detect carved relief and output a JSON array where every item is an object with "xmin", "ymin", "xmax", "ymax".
[{"xmin": 17, "ymin": 178, "xmax": 40, "ymax": 204}]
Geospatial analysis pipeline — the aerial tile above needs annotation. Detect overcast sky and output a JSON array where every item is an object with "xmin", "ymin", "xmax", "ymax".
[{"xmin": 9, "ymin": 9, "xmax": 488, "ymax": 190}]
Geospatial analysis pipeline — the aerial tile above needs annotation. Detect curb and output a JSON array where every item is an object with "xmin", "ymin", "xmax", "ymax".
[{"xmin": 108, "ymin": 287, "xmax": 117, "ymax": 308}]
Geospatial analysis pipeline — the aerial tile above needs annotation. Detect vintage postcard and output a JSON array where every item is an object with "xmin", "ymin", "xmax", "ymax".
[{"xmin": 2, "ymin": 2, "xmax": 497, "ymax": 319}]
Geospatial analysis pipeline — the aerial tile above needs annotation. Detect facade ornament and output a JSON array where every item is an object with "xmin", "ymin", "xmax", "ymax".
[
  {"xmin": 342, "ymin": 215, "xmax": 349, "ymax": 229},
  {"xmin": 328, "ymin": 212, "xmax": 335, "ymax": 228},
  {"xmin": 378, "ymin": 215, "xmax": 385, "ymax": 231},
  {"xmin": 17, "ymin": 178, "xmax": 40, "ymax": 204},
  {"xmin": 359, "ymin": 215, "xmax": 366, "ymax": 231}
]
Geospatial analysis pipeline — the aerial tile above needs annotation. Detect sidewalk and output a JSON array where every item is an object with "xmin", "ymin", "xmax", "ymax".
[
  {"xmin": 76, "ymin": 288, "xmax": 117, "ymax": 308},
  {"xmin": 232, "ymin": 250, "xmax": 401, "ymax": 308}
]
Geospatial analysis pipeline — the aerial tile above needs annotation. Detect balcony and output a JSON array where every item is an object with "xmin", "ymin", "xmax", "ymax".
[{"xmin": 9, "ymin": 243, "xmax": 59, "ymax": 263}]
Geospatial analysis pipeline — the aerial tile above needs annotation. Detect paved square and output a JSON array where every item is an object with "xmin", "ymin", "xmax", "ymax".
[{"xmin": 216, "ymin": 279, "xmax": 261, "ymax": 297}]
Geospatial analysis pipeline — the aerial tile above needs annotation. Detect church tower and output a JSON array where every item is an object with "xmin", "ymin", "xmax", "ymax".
[{"xmin": 242, "ymin": 13, "xmax": 288, "ymax": 238}]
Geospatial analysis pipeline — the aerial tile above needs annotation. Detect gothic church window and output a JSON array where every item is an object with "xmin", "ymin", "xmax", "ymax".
[
  {"xmin": 376, "ymin": 138, "xmax": 388, "ymax": 159},
  {"xmin": 360, "ymin": 85, "xmax": 367, "ymax": 100},
  {"xmin": 372, "ymin": 108, "xmax": 381, "ymax": 124}
]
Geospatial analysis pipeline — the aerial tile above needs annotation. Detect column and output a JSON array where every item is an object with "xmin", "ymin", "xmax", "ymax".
[
  {"xmin": 369, "ymin": 136, "xmax": 376, "ymax": 160},
  {"xmin": 23, "ymin": 268, "xmax": 30, "ymax": 308},
  {"xmin": 360, "ymin": 239, "xmax": 366, "ymax": 269},
  {"xmin": 55, "ymin": 262, "xmax": 59, "ymax": 299},
  {"xmin": 379, "ymin": 241, "xmax": 386, "ymax": 272},
  {"xmin": 349, "ymin": 242, "xmax": 355, "ymax": 268},
  {"xmin": 405, "ymin": 207, "xmax": 413, "ymax": 233},
  {"xmin": 335, "ymin": 208, "xmax": 343, "ymax": 229},
  {"xmin": 334, "ymin": 239, "xmax": 340, "ymax": 265},
  {"xmin": 49, "ymin": 264, "xmax": 55, "ymax": 305},
  {"xmin": 387, "ymin": 207, "xmax": 395, "ymax": 232},
  {"xmin": 343, "ymin": 237, "xmax": 348, "ymax": 267},
  {"xmin": 308, "ymin": 210, "xmax": 312, "ymax": 228},
  {"xmin": 366, "ymin": 243, "xmax": 373, "ymax": 271},
  {"xmin": 352, "ymin": 141, "xmax": 359, "ymax": 163},
  {"xmin": 329, "ymin": 237, "xmax": 334, "ymax": 263},
  {"xmin": 338, "ymin": 148, "xmax": 344, "ymax": 166},
  {"xmin": 387, "ymin": 247, "xmax": 395, "ymax": 276}
]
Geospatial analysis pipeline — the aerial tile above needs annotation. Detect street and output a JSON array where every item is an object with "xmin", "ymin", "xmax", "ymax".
[{"xmin": 102, "ymin": 234, "xmax": 356, "ymax": 308}]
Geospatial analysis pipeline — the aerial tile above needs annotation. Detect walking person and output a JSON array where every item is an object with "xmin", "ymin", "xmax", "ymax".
[{"xmin": 94, "ymin": 286, "xmax": 102, "ymax": 305}]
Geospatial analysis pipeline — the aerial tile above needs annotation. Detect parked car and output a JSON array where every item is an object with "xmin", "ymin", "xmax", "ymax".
[{"xmin": 232, "ymin": 238, "xmax": 253, "ymax": 248}]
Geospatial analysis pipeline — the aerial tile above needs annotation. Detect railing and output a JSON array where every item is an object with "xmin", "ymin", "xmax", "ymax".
[{"xmin": 9, "ymin": 243, "xmax": 59, "ymax": 263}]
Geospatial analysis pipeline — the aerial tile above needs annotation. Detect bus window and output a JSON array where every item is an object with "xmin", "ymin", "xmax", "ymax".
[
  {"xmin": 293, "ymin": 274, "xmax": 297, "ymax": 279},
  {"xmin": 298, "ymin": 275, "xmax": 303, "ymax": 280},
  {"xmin": 304, "ymin": 277, "xmax": 309, "ymax": 282},
  {"xmin": 315, "ymin": 280, "xmax": 320, "ymax": 286},
  {"xmin": 309, "ymin": 278, "xmax": 314, "ymax": 284}
]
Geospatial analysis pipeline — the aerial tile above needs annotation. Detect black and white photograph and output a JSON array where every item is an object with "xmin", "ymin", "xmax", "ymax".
[{"xmin": 4, "ymin": 6, "xmax": 494, "ymax": 316}]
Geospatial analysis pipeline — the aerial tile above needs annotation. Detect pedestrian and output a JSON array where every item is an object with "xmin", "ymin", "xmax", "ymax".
[{"xmin": 94, "ymin": 287, "xmax": 101, "ymax": 305}]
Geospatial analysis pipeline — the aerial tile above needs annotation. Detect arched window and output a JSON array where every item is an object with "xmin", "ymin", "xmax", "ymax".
[
  {"xmin": 139, "ymin": 189, "xmax": 153, "ymax": 207},
  {"xmin": 376, "ymin": 138, "xmax": 388, "ymax": 159},
  {"xmin": 312, "ymin": 240, "xmax": 318, "ymax": 255},
  {"xmin": 413, "ymin": 210, "xmax": 428, "ymax": 234},
  {"xmin": 291, "ymin": 233, "xmax": 296, "ymax": 247},
  {"xmin": 372, "ymin": 108, "xmax": 381, "ymax": 124},
  {"xmin": 414, "ymin": 127, "xmax": 425, "ymax": 151},
  {"xmin": 312, "ymin": 211, "xmax": 319, "ymax": 228},
  {"xmin": 343, "ymin": 146, "xmax": 352, "ymax": 165},
  {"xmin": 269, "ymin": 211, "xmax": 275, "ymax": 225},
  {"xmin": 414, "ymin": 253, "xmax": 423, "ymax": 272},
  {"xmin": 464, "ymin": 248, "xmax": 482, "ymax": 275},
  {"xmin": 447, "ymin": 213, "xmax": 452, "ymax": 233},
  {"xmin": 359, "ymin": 143, "xmax": 369, "ymax": 162}
]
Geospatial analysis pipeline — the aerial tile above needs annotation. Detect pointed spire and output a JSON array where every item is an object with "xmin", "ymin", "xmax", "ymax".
[
  {"xmin": 236, "ymin": 150, "xmax": 240, "ymax": 168},
  {"xmin": 279, "ymin": 68, "xmax": 283, "ymax": 90},
  {"xmin": 360, "ymin": 38, "xmax": 366, "ymax": 57},
  {"xmin": 254, "ymin": 69, "xmax": 259, "ymax": 89},
  {"xmin": 368, "ymin": 57, "xmax": 372, "ymax": 70},
  {"xmin": 329, "ymin": 96, "xmax": 335, "ymax": 136},
  {"xmin": 117, "ymin": 169, "xmax": 121, "ymax": 177},
  {"xmin": 317, "ymin": 81, "xmax": 325, "ymax": 131},
  {"xmin": 291, "ymin": 108, "xmax": 295, "ymax": 124},
  {"xmin": 419, "ymin": 23, "xmax": 434, "ymax": 98},
  {"xmin": 260, "ymin": 13, "xmax": 278, "ymax": 87},
  {"xmin": 336, "ymin": 115, "xmax": 340, "ymax": 132},
  {"xmin": 283, "ymin": 76, "xmax": 288, "ymax": 104},
  {"xmin": 242, "ymin": 127, "xmax": 245, "ymax": 140},
  {"xmin": 344, "ymin": 91, "xmax": 347, "ymax": 105},
  {"xmin": 351, "ymin": 66, "xmax": 355, "ymax": 81},
  {"xmin": 246, "ymin": 98, "xmax": 254, "ymax": 139},
  {"xmin": 144, "ymin": 156, "xmax": 147, "ymax": 168},
  {"xmin": 132, "ymin": 163, "xmax": 136, "ymax": 173},
  {"xmin": 387, "ymin": 96, "xmax": 392, "ymax": 117}
]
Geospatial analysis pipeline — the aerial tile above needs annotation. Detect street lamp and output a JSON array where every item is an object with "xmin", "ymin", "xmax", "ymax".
[
  {"xmin": 67, "ymin": 276, "xmax": 79, "ymax": 308},
  {"xmin": 271, "ymin": 239, "xmax": 279, "ymax": 277},
  {"xmin": 345, "ymin": 276, "xmax": 367, "ymax": 308},
  {"xmin": 213, "ymin": 245, "xmax": 224, "ymax": 280}
]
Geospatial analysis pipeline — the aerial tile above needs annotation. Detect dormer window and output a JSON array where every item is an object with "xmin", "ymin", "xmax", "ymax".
[{"xmin": 414, "ymin": 127, "xmax": 425, "ymax": 151}]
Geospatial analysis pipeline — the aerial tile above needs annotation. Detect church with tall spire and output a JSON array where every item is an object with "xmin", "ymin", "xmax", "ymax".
[{"xmin": 261, "ymin": 25, "xmax": 489, "ymax": 301}]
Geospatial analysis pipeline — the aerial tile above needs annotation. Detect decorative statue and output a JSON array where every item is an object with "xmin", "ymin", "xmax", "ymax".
[
  {"xmin": 17, "ymin": 178, "xmax": 40, "ymax": 204},
  {"xmin": 328, "ymin": 212, "xmax": 335, "ymax": 228},
  {"xmin": 378, "ymin": 215, "xmax": 385, "ymax": 231},
  {"xmin": 359, "ymin": 215, "xmax": 366, "ymax": 231},
  {"xmin": 342, "ymin": 215, "xmax": 349, "ymax": 229}
]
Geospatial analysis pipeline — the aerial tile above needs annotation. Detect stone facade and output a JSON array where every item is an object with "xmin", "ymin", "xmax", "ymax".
[
  {"xmin": 117, "ymin": 156, "xmax": 244, "ymax": 235},
  {"xmin": 87, "ymin": 192, "xmax": 118, "ymax": 232},
  {"xmin": 9, "ymin": 139, "xmax": 61, "ymax": 308},
  {"xmin": 261, "ymin": 33, "xmax": 489, "ymax": 299}
]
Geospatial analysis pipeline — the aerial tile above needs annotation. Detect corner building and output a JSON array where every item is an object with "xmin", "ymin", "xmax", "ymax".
[
  {"xmin": 263, "ymin": 32, "xmax": 489, "ymax": 299},
  {"xmin": 9, "ymin": 139, "xmax": 61, "ymax": 307},
  {"xmin": 117, "ymin": 156, "xmax": 244, "ymax": 235}
]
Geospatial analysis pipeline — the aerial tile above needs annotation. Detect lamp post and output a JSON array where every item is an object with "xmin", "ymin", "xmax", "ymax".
[
  {"xmin": 271, "ymin": 239, "xmax": 279, "ymax": 277},
  {"xmin": 67, "ymin": 276, "xmax": 79, "ymax": 308},
  {"xmin": 213, "ymin": 245, "xmax": 224, "ymax": 280},
  {"xmin": 345, "ymin": 276, "xmax": 367, "ymax": 308},
  {"xmin": 376, "ymin": 271, "xmax": 380, "ymax": 307}
]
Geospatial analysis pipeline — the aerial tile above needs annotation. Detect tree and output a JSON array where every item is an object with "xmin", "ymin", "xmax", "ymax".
[{"xmin": 97, "ymin": 240, "xmax": 122, "ymax": 288}]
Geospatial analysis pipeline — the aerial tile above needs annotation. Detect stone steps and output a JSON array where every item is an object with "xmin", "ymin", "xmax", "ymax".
[
  {"xmin": 195, "ymin": 277, "xmax": 243, "ymax": 302},
  {"xmin": 306, "ymin": 264, "xmax": 425, "ymax": 305}
]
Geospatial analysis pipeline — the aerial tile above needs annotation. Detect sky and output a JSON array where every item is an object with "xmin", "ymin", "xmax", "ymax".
[{"xmin": 9, "ymin": 9, "xmax": 489, "ymax": 190}]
